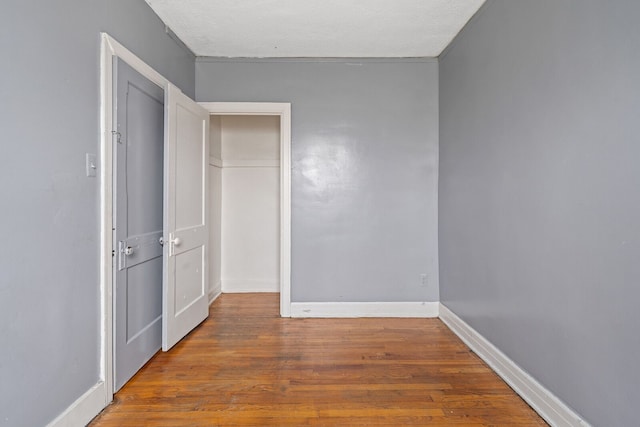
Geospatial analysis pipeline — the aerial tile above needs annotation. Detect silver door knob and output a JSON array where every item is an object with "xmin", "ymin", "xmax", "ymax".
[
  {"xmin": 124, "ymin": 246, "xmax": 134, "ymax": 256},
  {"xmin": 172, "ymin": 237, "xmax": 182, "ymax": 246}
]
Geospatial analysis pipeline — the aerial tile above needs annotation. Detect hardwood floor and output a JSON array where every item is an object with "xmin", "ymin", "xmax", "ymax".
[{"xmin": 91, "ymin": 293, "xmax": 547, "ymax": 426}]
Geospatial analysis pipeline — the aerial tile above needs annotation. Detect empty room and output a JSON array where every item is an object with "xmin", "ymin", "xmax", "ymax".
[{"xmin": 1, "ymin": 1, "xmax": 638, "ymax": 426}]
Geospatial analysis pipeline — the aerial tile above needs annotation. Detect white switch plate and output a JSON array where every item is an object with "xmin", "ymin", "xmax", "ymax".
[{"xmin": 86, "ymin": 153, "xmax": 97, "ymax": 177}]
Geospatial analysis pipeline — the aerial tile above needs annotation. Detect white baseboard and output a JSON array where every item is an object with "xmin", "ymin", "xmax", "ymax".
[
  {"xmin": 291, "ymin": 301, "xmax": 439, "ymax": 318},
  {"xmin": 208, "ymin": 287, "xmax": 222, "ymax": 305},
  {"xmin": 222, "ymin": 279, "xmax": 279, "ymax": 293},
  {"xmin": 47, "ymin": 381, "xmax": 106, "ymax": 427},
  {"xmin": 439, "ymin": 304, "xmax": 591, "ymax": 427}
]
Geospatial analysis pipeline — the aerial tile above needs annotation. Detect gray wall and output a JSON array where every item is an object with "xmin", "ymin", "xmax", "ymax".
[
  {"xmin": 197, "ymin": 59, "xmax": 439, "ymax": 302},
  {"xmin": 439, "ymin": 1, "xmax": 640, "ymax": 425},
  {"xmin": 0, "ymin": 1, "xmax": 194, "ymax": 425}
]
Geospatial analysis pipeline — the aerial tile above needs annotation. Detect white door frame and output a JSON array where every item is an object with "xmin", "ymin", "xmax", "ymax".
[
  {"xmin": 200, "ymin": 102, "xmax": 292, "ymax": 318},
  {"xmin": 99, "ymin": 33, "xmax": 171, "ymax": 403},
  {"xmin": 100, "ymin": 34, "xmax": 293, "ymax": 405}
]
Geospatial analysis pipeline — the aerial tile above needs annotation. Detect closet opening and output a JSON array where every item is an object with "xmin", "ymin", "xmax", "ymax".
[{"xmin": 200, "ymin": 102, "xmax": 291, "ymax": 316}]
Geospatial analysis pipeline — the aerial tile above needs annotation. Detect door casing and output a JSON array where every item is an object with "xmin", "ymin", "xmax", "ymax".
[
  {"xmin": 100, "ymin": 33, "xmax": 170, "ymax": 404},
  {"xmin": 99, "ymin": 34, "xmax": 292, "ymax": 404},
  {"xmin": 200, "ymin": 102, "xmax": 292, "ymax": 318}
]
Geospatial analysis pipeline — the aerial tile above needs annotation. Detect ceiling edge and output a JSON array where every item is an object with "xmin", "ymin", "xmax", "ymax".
[
  {"xmin": 438, "ymin": 0, "xmax": 494, "ymax": 60},
  {"xmin": 195, "ymin": 57, "xmax": 439, "ymax": 63},
  {"xmin": 164, "ymin": 25, "xmax": 196, "ymax": 58}
]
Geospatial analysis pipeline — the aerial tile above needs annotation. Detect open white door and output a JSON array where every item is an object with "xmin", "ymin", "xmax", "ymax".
[{"xmin": 162, "ymin": 83, "xmax": 209, "ymax": 351}]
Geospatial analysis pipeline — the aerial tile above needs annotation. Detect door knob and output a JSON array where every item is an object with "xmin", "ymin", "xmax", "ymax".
[
  {"xmin": 169, "ymin": 235, "xmax": 182, "ymax": 256},
  {"xmin": 124, "ymin": 246, "xmax": 134, "ymax": 256}
]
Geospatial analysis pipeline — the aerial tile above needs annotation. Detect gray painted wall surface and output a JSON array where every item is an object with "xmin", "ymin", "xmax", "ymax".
[
  {"xmin": 197, "ymin": 59, "xmax": 439, "ymax": 302},
  {"xmin": 0, "ymin": 1, "xmax": 194, "ymax": 425},
  {"xmin": 439, "ymin": 1, "xmax": 640, "ymax": 425}
]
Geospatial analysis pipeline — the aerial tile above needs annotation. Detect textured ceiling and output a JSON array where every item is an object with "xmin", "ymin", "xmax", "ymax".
[{"xmin": 145, "ymin": 0, "xmax": 486, "ymax": 58}]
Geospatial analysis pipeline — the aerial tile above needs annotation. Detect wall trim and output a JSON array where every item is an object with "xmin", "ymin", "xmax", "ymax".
[
  {"xmin": 439, "ymin": 304, "xmax": 591, "ymax": 427},
  {"xmin": 209, "ymin": 157, "xmax": 279, "ymax": 168},
  {"xmin": 223, "ymin": 159, "xmax": 279, "ymax": 168},
  {"xmin": 47, "ymin": 382, "xmax": 106, "ymax": 427},
  {"xmin": 291, "ymin": 302, "xmax": 439, "ymax": 318},
  {"xmin": 222, "ymin": 279, "xmax": 280, "ymax": 293}
]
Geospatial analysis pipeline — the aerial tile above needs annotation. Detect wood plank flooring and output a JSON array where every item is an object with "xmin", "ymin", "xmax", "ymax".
[{"xmin": 90, "ymin": 293, "xmax": 547, "ymax": 426}]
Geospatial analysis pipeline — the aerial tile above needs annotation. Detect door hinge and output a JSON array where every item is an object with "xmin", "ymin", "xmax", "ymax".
[{"xmin": 111, "ymin": 130, "xmax": 122, "ymax": 144}]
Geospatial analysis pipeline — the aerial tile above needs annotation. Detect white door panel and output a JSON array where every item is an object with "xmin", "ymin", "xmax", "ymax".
[
  {"xmin": 174, "ymin": 246, "xmax": 206, "ymax": 314},
  {"xmin": 175, "ymin": 105, "xmax": 206, "ymax": 230},
  {"xmin": 163, "ymin": 83, "xmax": 209, "ymax": 351}
]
